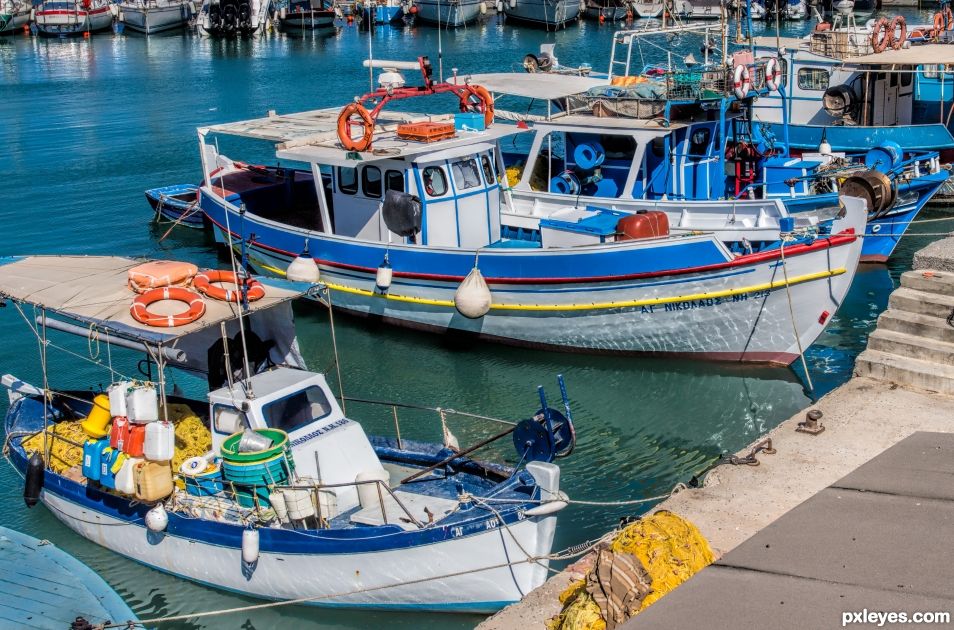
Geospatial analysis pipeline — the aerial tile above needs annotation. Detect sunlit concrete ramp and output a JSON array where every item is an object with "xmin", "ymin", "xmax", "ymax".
[{"xmin": 625, "ymin": 431, "xmax": 954, "ymax": 630}]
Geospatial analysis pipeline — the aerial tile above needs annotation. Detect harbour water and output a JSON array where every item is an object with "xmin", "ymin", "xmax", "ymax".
[{"xmin": 1, "ymin": 12, "xmax": 952, "ymax": 628}]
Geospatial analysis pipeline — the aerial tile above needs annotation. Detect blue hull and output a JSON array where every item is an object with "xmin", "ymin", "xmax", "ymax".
[
  {"xmin": 784, "ymin": 172, "xmax": 948, "ymax": 262},
  {"xmin": 762, "ymin": 122, "xmax": 954, "ymax": 153},
  {"xmin": 363, "ymin": 4, "xmax": 403, "ymax": 22},
  {"xmin": 145, "ymin": 183, "xmax": 203, "ymax": 228}
]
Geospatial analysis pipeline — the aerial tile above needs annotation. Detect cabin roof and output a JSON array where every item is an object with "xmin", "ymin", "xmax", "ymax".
[
  {"xmin": 0, "ymin": 255, "xmax": 309, "ymax": 346},
  {"xmin": 459, "ymin": 72, "xmax": 607, "ymax": 100},
  {"xmin": 845, "ymin": 44, "xmax": 954, "ymax": 67},
  {"xmin": 533, "ymin": 115, "xmax": 688, "ymax": 131},
  {"xmin": 751, "ymin": 35, "xmax": 810, "ymax": 51}
]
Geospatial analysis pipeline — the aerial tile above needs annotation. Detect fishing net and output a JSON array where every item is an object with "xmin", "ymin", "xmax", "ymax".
[
  {"xmin": 21, "ymin": 421, "xmax": 87, "ymax": 474},
  {"xmin": 548, "ymin": 511, "xmax": 714, "ymax": 630}
]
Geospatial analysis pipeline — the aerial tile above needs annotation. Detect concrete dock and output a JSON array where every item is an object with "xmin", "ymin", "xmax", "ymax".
[{"xmin": 479, "ymin": 237, "xmax": 954, "ymax": 630}]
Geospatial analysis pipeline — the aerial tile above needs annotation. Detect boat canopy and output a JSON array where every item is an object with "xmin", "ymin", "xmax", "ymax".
[
  {"xmin": 458, "ymin": 73, "xmax": 606, "ymax": 100},
  {"xmin": 201, "ymin": 108, "xmax": 528, "ymax": 167},
  {"xmin": 844, "ymin": 44, "xmax": 954, "ymax": 67},
  {"xmin": 0, "ymin": 256, "xmax": 309, "ymax": 373}
]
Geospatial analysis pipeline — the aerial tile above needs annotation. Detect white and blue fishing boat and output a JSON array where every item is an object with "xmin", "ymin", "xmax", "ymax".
[
  {"xmin": 503, "ymin": 0, "xmax": 580, "ymax": 30},
  {"xmin": 0, "ymin": 0, "xmax": 32, "ymax": 35},
  {"xmin": 1, "ymin": 254, "xmax": 576, "ymax": 611},
  {"xmin": 145, "ymin": 183, "xmax": 203, "ymax": 227},
  {"xmin": 192, "ymin": 56, "xmax": 868, "ymax": 363}
]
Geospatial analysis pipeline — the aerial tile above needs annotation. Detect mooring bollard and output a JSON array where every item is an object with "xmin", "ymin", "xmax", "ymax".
[{"xmin": 797, "ymin": 409, "xmax": 825, "ymax": 435}]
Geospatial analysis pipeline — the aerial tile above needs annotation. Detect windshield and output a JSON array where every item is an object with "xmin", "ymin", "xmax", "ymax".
[{"xmin": 261, "ymin": 386, "xmax": 333, "ymax": 434}]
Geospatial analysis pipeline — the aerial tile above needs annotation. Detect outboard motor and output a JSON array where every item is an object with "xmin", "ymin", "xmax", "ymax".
[
  {"xmin": 238, "ymin": 1, "xmax": 251, "ymax": 28},
  {"xmin": 221, "ymin": 0, "xmax": 238, "ymax": 31},
  {"xmin": 382, "ymin": 190, "xmax": 422, "ymax": 240},
  {"xmin": 823, "ymin": 84, "xmax": 858, "ymax": 121},
  {"xmin": 209, "ymin": 1, "xmax": 222, "ymax": 28}
]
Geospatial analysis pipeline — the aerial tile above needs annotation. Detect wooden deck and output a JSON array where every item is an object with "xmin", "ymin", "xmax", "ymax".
[{"xmin": 0, "ymin": 526, "xmax": 139, "ymax": 629}]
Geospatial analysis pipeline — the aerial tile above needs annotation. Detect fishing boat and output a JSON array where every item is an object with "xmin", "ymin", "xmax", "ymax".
[
  {"xmin": 190, "ymin": 54, "xmax": 871, "ymax": 363},
  {"xmin": 1, "ymin": 254, "xmax": 576, "ymax": 611},
  {"xmin": 34, "ymin": 0, "xmax": 114, "ymax": 36},
  {"xmin": 358, "ymin": 0, "xmax": 405, "ymax": 23},
  {"xmin": 630, "ymin": 0, "xmax": 661, "ymax": 17},
  {"xmin": 0, "ymin": 526, "xmax": 140, "ymax": 627},
  {"xmin": 196, "ymin": 0, "xmax": 271, "ymax": 36},
  {"xmin": 584, "ymin": 0, "xmax": 633, "ymax": 22},
  {"xmin": 118, "ymin": 0, "xmax": 193, "ymax": 33},
  {"xmin": 145, "ymin": 183, "xmax": 203, "ymax": 228},
  {"xmin": 671, "ymin": 0, "xmax": 720, "ymax": 20},
  {"xmin": 413, "ymin": 0, "xmax": 483, "ymax": 27},
  {"xmin": 503, "ymin": 0, "xmax": 580, "ymax": 30},
  {"xmin": 0, "ymin": 0, "xmax": 32, "ymax": 35},
  {"xmin": 278, "ymin": 0, "xmax": 334, "ymax": 30}
]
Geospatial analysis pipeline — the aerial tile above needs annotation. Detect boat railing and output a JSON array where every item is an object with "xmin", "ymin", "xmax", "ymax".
[{"xmin": 272, "ymin": 478, "xmax": 428, "ymax": 529}]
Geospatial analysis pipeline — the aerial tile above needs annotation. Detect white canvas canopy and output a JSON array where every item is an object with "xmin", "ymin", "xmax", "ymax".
[{"xmin": 0, "ymin": 256, "xmax": 309, "ymax": 374}]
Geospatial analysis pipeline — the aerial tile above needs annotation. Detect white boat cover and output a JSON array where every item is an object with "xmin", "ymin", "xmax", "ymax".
[
  {"xmin": 845, "ymin": 44, "xmax": 954, "ymax": 67},
  {"xmin": 456, "ymin": 73, "xmax": 606, "ymax": 100},
  {"xmin": 0, "ymin": 256, "xmax": 309, "ymax": 373}
]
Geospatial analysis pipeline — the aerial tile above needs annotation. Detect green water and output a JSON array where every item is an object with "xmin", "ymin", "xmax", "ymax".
[{"xmin": 0, "ymin": 11, "xmax": 952, "ymax": 628}]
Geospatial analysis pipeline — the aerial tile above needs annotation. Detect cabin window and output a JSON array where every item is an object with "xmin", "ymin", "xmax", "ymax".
[
  {"xmin": 421, "ymin": 166, "xmax": 449, "ymax": 197},
  {"xmin": 922, "ymin": 64, "xmax": 946, "ymax": 79},
  {"xmin": 900, "ymin": 71, "xmax": 912, "ymax": 88},
  {"xmin": 385, "ymin": 170, "xmax": 405, "ymax": 192},
  {"xmin": 688, "ymin": 128, "xmax": 711, "ymax": 156},
  {"xmin": 650, "ymin": 137, "xmax": 667, "ymax": 158},
  {"xmin": 481, "ymin": 153, "xmax": 496, "ymax": 183},
  {"xmin": 451, "ymin": 158, "xmax": 482, "ymax": 191},
  {"xmin": 338, "ymin": 167, "xmax": 358, "ymax": 195},
  {"xmin": 362, "ymin": 166, "xmax": 382, "ymax": 198},
  {"xmin": 600, "ymin": 134, "xmax": 637, "ymax": 161},
  {"xmin": 213, "ymin": 405, "xmax": 248, "ymax": 435},
  {"xmin": 262, "ymin": 386, "xmax": 333, "ymax": 434},
  {"xmin": 797, "ymin": 68, "xmax": 829, "ymax": 91}
]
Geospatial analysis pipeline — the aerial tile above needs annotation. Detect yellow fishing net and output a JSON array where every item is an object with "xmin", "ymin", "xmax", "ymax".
[
  {"xmin": 21, "ymin": 421, "xmax": 87, "ymax": 474},
  {"xmin": 548, "ymin": 511, "xmax": 714, "ymax": 630}
]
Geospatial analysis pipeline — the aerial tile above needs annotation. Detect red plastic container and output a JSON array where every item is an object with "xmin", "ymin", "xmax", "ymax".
[
  {"xmin": 617, "ymin": 211, "xmax": 670, "ymax": 240},
  {"xmin": 109, "ymin": 416, "xmax": 129, "ymax": 451},
  {"xmin": 124, "ymin": 423, "xmax": 147, "ymax": 457}
]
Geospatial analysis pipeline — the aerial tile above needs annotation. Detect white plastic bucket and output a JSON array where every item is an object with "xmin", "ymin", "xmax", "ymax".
[
  {"xmin": 144, "ymin": 421, "xmax": 174, "ymax": 462},
  {"xmin": 355, "ymin": 468, "xmax": 390, "ymax": 509},
  {"xmin": 126, "ymin": 385, "xmax": 159, "ymax": 422}
]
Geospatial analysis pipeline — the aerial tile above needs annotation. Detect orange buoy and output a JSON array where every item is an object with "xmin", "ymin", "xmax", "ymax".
[
  {"xmin": 459, "ymin": 85, "xmax": 495, "ymax": 129},
  {"xmin": 598, "ymin": 12, "xmax": 605, "ymax": 23},
  {"xmin": 337, "ymin": 102, "xmax": 375, "ymax": 152},
  {"xmin": 130, "ymin": 287, "xmax": 206, "ymax": 328},
  {"xmin": 193, "ymin": 270, "xmax": 266, "ymax": 303}
]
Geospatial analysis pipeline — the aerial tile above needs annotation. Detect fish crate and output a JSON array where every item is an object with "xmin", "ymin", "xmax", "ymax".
[{"xmin": 396, "ymin": 122, "xmax": 457, "ymax": 143}]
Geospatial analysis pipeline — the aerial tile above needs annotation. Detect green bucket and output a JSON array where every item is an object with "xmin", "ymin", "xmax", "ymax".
[{"xmin": 221, "ymin": 428, "xmax": 289, "ymax": 463}]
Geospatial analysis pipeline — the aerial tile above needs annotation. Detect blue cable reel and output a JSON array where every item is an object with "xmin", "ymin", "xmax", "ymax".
[{"xmin": 513, "ymin": 375, "xmax": 576, "ymax": 463}]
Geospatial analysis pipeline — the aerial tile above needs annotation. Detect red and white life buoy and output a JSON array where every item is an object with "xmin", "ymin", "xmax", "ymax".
[
  {"xmin": 733, "ymin": 64, "xmax": 752, "ymax": 100},
  {"xmin": 193, "ymin": 270, "xmax": 266, "ymax": 303},
  {"xmin": 130, "ymin": 287, "xmax": 206, "ymax": 328},
  {"xmin": 764, "ymin": 57, "xmax": 782, "ymax": 92}
]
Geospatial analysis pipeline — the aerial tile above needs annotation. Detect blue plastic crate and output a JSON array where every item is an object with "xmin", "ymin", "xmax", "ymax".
[{"xmin": 455, "ymin": 112, "xmax": 485, "ymax": 132}]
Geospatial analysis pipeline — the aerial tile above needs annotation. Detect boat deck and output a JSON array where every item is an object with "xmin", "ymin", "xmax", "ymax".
[{"xmin": 0, "ymin": 526, "xmax": 139, "ymax": 629}]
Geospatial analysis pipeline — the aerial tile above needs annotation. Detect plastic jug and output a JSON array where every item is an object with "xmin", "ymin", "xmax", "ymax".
[
  {"xmin": 82, "ymin": 439, "xmax": 109, "ymax": 481},
  {"xmin": 134, "ymin": 461, "xmax": 173, "ymax": 502},
  {"xmin": 109, "ymin": 416, "xmax": 129, "ymax": 450},
  {"xmin": 126, "ymin": 385, "xmax": 159, "ymax": 423},
  {"xmin": 125, "ymin": 423, "xmax": 146, "ymax": 457},
  {"xmin": 144, "ymin": 421, "xmax": 174, "ymax": 462},
  {"xmin": 115, "ymin": 457, "xmax": 142, "ymax": 495},
  {"xmin": 108, "ymin": 381, "xmax": 131, "ymax": 418}
]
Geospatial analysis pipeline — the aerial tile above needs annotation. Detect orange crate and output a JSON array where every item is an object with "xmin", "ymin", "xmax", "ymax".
[{"xmin": 396, "ymin": 122, "xmax": 456, "ymax": 143}]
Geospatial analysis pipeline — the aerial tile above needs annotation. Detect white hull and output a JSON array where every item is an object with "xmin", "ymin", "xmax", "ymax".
[
  {"xmin": 121, "ymin": 1, "xmax": 191, "ymax": 33},
  {"xmin": 35, "ymin": 3, "xmax": 114, "ymax": 34},
  {"xmin": 504, "ymin": 0, "xmax": 580, "ymax": 28},
  {"xmin": 41, "ymin": 490, "xmax": 556, "ymax": 610},
  {"xmin": 672, "ymin": 0, "xmax": 720, "ymax": 19},
  {"xmin": 211, "ymin": 198, "xmax": 866, "ymax": 364},
  {"xmin": 631, "ymin": 1, "xmax": 661, "ymax": 17},
  {"xmin": 0, "ymin": 5, "xmax": 31, "ymax": 33},
  {"xmin": 413, "ymin": 0, "xmax": 483, "ymax": 26}
]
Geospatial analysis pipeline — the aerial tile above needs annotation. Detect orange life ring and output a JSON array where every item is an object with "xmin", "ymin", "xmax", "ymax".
[
  {"xmin": 193, "ymin": 270, "xmax": 266, "ymax": 303},
  {"xmin": 946, "ymin": 5, "xmax": 953, "ymax": 29},
  {"xmin": 130, "ymin": 287, "xmax": 206, "ymax": 328},
  {"xmin": 459, "ymin": 85, "xmax": 495, "ymax": 129},
  {"xmin": 890, "ymin": 15, "xmax": 906, "ymax": 49},
  {"xmin": 934, "ymin": 12, "xmax": 944, "ymax": 33},
  {"xmin": 870, "ymin": 17, "xmax": 891, "ymax": 53},
  {"xmin": 337, "ymin": 102, "xmax": 375, "ymax": 152}
]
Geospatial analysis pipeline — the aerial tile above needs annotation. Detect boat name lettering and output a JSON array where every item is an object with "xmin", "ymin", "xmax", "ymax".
[
  {"xmin": 661, "ymin": 290, "xmax": 771, "ymax": 312},
  {"xmin": 290, "ymin": 418, "xmax": 352, "ymax": 446}
]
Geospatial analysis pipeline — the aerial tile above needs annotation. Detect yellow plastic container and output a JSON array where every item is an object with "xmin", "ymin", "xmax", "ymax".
[
  {"xmin": 81, "ymin": 394, "xmax": 112, "ymax": 439},
  {"xmin": 134, "ymin": 461, "xmax": 173, "ymax": 502}
]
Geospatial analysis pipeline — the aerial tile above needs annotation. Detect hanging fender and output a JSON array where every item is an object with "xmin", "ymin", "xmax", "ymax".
[
  {"xmin": 764, "ymin": 57, "xmax": 782, "ymax": 92},
  {"xmin": 337, "ymin": 102, "xmax": 375, "ymax": 152},
  {"xmin": 130, "ymin": 287, "xmax": 206, "ymax": 328},
  {"xmin": 458, "ymin": 85, "xmax": 495, "ymax": 129},
  {"xmin": 733, "ymin": 64, "xmax": 751, "ymax": 100},
  {"xmin": 193, "ymin": 270, "xmax": 266, "ymax": 303}
]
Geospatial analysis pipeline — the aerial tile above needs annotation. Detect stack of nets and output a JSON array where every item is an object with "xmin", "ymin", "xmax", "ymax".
[
  {"xmin": 20, "ymin": 421, "xmax": 87, "ymax": 474},
  {"xmin": 163, "ymin": 403, "xmax": 213, "ymax": 476},
  {"xmin": 548, "ymin": 511, "xmax": 715, "ymax": 630}
]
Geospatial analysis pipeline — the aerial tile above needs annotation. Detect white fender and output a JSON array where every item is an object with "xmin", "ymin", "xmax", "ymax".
[
  {"xmin": 286, "ymin": 251, "xmax": 320, "ymax": 283},
  {"xmin": 454, "ymin": 267, "xmax": 492, "ymax": 319},
  {"xmin": 145, "ymin": 504, "xmax": 168, "ymax": 532},
  {"xmin": 242, "ymin": 528, "xmax": 260, "ymax": 564}
]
